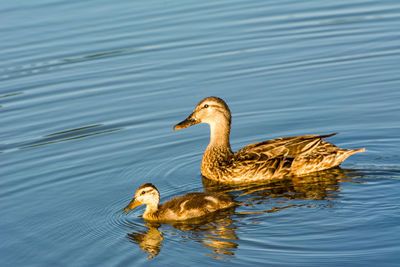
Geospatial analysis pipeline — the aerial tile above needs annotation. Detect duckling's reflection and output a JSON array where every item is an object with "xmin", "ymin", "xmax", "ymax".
[
  {"xmin": 126, "ymin": 224, "xmax": 164, "ymax": 259},
  {"xmin": 172, "ymin": 208, "xmax": 238, "ymax": 260},
  {"xmin": 126, "ymin": 168, "xmax": 363, "ymax": 259},
  {"xmin": 126, "ymin": 208, "xmax": 237, "ymax": 260},
  {"xmin": 199, "ymin": 217, "xmax": 238, "ymax": 260}
]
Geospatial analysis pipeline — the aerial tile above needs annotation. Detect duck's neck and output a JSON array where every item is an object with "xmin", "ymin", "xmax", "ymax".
[
  {"xmin": 208, "ymin": 120, "xmax": 232, "ymax": 150},
  {"xmin": 203, "ymin": 120, "xmax": 233, "ymax": 164},
  {"xmin": 143, "ymin": 201, "xmax": 160, "ymax": 220},
  {"xmin": 201, "ymin": 117, "xmax": 234, "ymax": 180}
]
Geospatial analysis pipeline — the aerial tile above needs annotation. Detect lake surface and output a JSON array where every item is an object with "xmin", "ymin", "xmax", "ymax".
[{"xmin": 1, "ymin": 0, "xmax": 399, "ymax": 266}]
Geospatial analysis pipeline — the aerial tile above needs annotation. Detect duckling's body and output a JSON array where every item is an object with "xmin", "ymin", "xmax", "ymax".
[
  {"xmin": 124, "ymin": 183, "xmax": 235, "ymax": 221},
  {"xmin": 174, "ymin": 97, "xmax": 366, "ymax": 184}
]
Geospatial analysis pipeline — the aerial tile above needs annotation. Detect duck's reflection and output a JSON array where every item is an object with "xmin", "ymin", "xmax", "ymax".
[
  {"xmin": 126, "ymin": 224, "xmax": 164, "ymax": 259},
  {"xmin": 126, "ymin": 208, "xmax": 237, "ymax": 260},
  {"xmin": 126, "ymin": 168, "xmax": 363, "ymax": 260},
  {"xmin": 203, "ymin": 167, "xmax": 355, "ymax": 200},
  {"xmin": 200, "ymin": 217, "xmax": 238, "ymax": 260},
  {"xmin": 173, "ymin": 209, "xmax": 238, "ymax": 260}
]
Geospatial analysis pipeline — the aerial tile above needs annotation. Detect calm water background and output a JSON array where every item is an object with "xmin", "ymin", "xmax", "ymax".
[{"xmin": 1, "ymin": 0, "xmax": 399, "ymax": 266}]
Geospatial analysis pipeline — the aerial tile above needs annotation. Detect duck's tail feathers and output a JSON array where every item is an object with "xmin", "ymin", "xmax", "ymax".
[
  {"xmin": 320, "ymin": 132, "xmax": 338, "ymax": 139},
  {"xmin": 349, "ymin": 148, "xmax": 367, "ymax": 154},
  {"xmin": 336, "ymin": 148, "xmax": 366, "ymax": 165}
]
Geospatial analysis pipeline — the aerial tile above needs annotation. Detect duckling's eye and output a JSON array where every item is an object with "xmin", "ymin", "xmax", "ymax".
[
  {"xmin": 141, "ymin": 191, "xmax": 146, "ymax": 195},
  {"xmin": 203, "ymin": 104, "xmax": 209, "ymax": 108}
]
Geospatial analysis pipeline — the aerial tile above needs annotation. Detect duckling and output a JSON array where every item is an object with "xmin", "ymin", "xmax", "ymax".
[
  {"xmin": 124, "ymin": 183, "xmax": 235, "ymax": 221},
  {"xmin": 174, "ymin": 96, "xmax": 366, "ymax": 183}
]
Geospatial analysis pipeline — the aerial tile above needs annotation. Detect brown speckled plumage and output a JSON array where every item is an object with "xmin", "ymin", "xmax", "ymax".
[
  {"xmin": 124, "ymin": 183, "xmax": 235, "ymax": 221},
  {"xmin": 174, "ymin": 97, "xmax": 366, "ymax": 184}
]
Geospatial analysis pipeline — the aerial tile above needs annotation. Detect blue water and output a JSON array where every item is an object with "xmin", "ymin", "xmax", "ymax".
[{"xmin": 1, "ymin": 0, "xmax": 399, "ymax": 266}]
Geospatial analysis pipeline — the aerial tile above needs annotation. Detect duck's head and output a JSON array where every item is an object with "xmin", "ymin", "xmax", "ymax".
[
  {"xmin": 173, "ymin": 96, "xmax": 231, "ymax": 130},
  {"xmin": 124, "ymin": 183, "xmax": 160, "ymax": 212}
]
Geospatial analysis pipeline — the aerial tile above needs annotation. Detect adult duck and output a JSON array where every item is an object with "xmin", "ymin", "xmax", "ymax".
[{"xmin": 173, "ymin": 96, "xmax": 365, "ymax": 184}]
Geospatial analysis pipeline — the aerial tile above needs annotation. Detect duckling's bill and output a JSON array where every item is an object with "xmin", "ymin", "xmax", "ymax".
[
  {"xmin": 124, "ymin": 198, "xmax": 143, "ymax": 212},
  {"xmin": 173, "ymin": 114, "xmax": 199, "ymax": 130}
]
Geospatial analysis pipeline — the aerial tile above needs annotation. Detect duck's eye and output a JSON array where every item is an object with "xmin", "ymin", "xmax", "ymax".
[
  {"xmin": 141, "ymin": 191, "xmax": 146, "ymax": 195},
  {"xmin": 204, "ymin": 104, "xmax": 209, "ymax": 108}
]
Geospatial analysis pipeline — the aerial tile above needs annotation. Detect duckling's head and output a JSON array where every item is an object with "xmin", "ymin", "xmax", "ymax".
[
  {"xmin": 124, "ymin": 183, "xmax": 160, "ymax": 212},
  {"xmin": 173, "ymin": 96, "xmax": 231, "ymax": 130}
]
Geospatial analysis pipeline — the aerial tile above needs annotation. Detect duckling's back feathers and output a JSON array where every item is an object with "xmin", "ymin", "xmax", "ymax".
[{"xmin": 155, "ymin": 192, "xmax": 235, "ymax": 220}]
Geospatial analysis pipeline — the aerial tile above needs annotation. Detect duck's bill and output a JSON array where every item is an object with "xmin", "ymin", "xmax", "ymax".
[
  {"xmin": 124, "ymin": 199, "xmax": 143, "ymax": 212},
  {"xmin": 173, "ymin": 115, "xmax": 199, "ymax": 130}
]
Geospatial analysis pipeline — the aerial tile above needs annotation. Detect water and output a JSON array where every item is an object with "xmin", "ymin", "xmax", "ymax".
[{"xmin": 1, "ymin": 0, "xmax": 399, "ymax": 266}]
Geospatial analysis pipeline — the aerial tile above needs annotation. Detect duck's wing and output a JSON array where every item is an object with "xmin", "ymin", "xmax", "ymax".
[
  {"xmin": 235, "ymin": 133, "xmax": 366, "ymax": 177},
  {"xmin": 235, "ymin": 133, "xmax": 337, "ymax": 159},
  {"xmin": 229, "ymin": 134, "xmax": 338, "ymax": 179},
  {"xmin": 231, "ymin": 154, "xmax": 294, "ymax": 180},
  {"xmin": 290, "ymin": 141, "xmax": 366, "ymax": 175}
]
